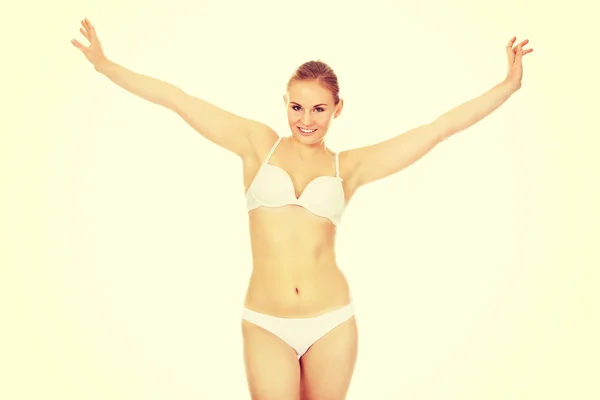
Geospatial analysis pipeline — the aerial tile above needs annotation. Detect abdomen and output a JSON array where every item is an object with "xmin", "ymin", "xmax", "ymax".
[{"xmin": 244, "ymin": 208, "xmax": 351, "ymax": 317}]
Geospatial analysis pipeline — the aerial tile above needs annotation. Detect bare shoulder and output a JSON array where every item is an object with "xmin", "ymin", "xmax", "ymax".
[
  {"xmin": 245, "ymin": 122, "xmax": 280, "ymax": 163},
  {"xmin": 336, "ymin": 148, "xmax": 363, "ymax": 192},
  {"xmin": 338, "ymin": 148, "xmax": 362, "ymax": 170}
]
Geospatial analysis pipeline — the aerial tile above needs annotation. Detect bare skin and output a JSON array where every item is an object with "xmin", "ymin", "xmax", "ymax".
[
  {"xmin": 240, "ymin": 86, "xmax": 359, "ymax": 398},
  {"xmin": 241, "ymin": 130, "xmax": 359, "ymax": 399},
  {"xmin": 72, "ymin": 18, "xmax": 532, "ymax": 400}
]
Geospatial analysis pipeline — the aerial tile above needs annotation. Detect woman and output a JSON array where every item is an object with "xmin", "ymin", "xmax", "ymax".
[{"xmin": 72, "ymin": 18, "xmax": 532, "ymax": 400}]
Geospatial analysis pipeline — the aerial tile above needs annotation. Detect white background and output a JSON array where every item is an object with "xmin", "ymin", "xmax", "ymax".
[{"xmin": 2, "ymin": 0, "xmax": 598, "ymax": 399}]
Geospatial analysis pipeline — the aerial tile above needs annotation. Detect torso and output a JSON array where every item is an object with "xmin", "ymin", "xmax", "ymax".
[{"xmin": 241, "ymin": 128, "xmax": 358, "ymax": 317}]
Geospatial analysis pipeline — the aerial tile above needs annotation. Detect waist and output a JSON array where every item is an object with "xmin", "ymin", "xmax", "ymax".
[
  {"xmin": 248, "ymin": 208, "xmax": 337, "ymax": 255},
  {"xmin": 249, "ymin": 234, "xmax": 337, "ymax": 268},
  {"xmin": 244, "ymin": 262, "xmax": 351, "ymax": 318}
]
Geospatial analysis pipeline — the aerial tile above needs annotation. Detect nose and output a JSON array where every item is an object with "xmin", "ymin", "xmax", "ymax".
[{"xmin": 300, "ymin": 111, "xmax": 313, "ymax": 127}]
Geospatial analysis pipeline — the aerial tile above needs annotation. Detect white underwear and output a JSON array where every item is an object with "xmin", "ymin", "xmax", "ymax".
[{"xmin": 241, "ymin": 301, "xmax": 356, "ymax": 358}]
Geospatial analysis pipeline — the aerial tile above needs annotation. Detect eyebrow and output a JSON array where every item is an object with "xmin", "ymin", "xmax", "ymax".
[{"xmin": 290, "ymin": 102, "xmax": 328, "ymax": 107}]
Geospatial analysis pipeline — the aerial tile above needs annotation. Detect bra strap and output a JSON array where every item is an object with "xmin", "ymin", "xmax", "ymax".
[
  {"xmin": 335, "ymin": 152, "xmax": 343, "ymax": 181},
  {"xmin": 264, "ymin": 137, "xmax": 282, "ymax": 164}
]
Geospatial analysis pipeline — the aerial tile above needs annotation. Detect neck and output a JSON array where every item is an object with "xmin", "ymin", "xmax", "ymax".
[{"xmin": 287, "ymin": 135, "xmax": 328, "ymax": 160}]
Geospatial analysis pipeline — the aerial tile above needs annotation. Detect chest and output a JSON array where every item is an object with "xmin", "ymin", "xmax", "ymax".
[{"xmin": 252, "ymin": 163, "xmax": 342, "ymax": 201}]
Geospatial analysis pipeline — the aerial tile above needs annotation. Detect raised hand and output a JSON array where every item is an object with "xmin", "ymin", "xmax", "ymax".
[
  {"xmin": 505, "ymin": 36, "xmax": 533, "ymax": 90},
  {"xmin": 71, "ymin": 18, "xmax": 107, "ymax": 68}
]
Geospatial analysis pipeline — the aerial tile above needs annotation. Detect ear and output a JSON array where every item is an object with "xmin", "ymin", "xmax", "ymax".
[
  {"xmin": 282, "ymin": 93, "xmax": 287, "ymax": 106},
  {"xmin": 333, "ymin": 98, "xmax": 344, "ymax": 118}
]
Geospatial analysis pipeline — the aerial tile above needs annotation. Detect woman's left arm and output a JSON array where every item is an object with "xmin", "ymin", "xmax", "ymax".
[{"xmin": 346, "ymin": 36, "xmax": 533, "ymax": 188}]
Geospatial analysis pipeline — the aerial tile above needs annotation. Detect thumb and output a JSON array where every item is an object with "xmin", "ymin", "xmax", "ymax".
[{"xmin": 71, "ymin": 39, "xmax": 87, "ymax": 54}]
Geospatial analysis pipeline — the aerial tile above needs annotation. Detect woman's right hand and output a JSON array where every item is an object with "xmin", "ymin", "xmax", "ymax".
[{"xmin": 71, "ymin": 18, "xmax": 107, "ymax": 68}]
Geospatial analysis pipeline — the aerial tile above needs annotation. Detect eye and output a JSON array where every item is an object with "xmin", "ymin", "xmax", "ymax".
[
  {"xmin": 292, "ymin": 105, "xmax": 301, "ymax": 111},
  {"xmin": 315, "ymin": 107, "xmax": 325, "ymax": 112}
]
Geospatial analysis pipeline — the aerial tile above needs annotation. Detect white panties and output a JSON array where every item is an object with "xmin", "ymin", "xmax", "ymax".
[{"xmin": 241, "ymin": 301, "xmax": 356, "ymax": 358}]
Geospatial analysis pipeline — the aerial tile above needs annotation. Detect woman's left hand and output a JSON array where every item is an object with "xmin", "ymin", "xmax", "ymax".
[{"xmin": 505, "ymin": 36, "xmax": 533, "ymax": 90}]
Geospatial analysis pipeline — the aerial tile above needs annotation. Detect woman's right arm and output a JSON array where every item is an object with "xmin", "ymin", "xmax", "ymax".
[
  {"xmin": 73, "ymin": 18, "xmax": 264, "ymax": 159},
  {"xmin": 95, "ymin": 59, "xmax": 263, "ymax": 158}
]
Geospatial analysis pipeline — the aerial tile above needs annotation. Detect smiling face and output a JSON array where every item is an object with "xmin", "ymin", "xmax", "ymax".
[{"xmin": 284, "ymin": 79, "xmax": 343, "ymax": 144}]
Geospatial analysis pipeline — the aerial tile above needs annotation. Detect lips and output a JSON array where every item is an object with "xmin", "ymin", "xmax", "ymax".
[{"xmin": 298, "ymin": 127, "xmax": 317, "ymax": 135}]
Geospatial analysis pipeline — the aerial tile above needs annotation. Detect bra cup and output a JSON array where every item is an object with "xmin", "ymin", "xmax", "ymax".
[
  {"xmin": 246, "ymin": 163, "xmax": 346, "ymax": 225},
  {"xmin": 248, "ymin": 165, "xmax": 297, "ymax": 206},
  {"xmin": 297, "ymin": 177, "xmax": 345, "ymax": 222}
]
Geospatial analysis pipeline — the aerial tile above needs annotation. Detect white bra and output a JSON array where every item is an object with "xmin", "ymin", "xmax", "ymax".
[{"xmin": 245, "ymin": 137, "xmax": 346, "ymax": 226}]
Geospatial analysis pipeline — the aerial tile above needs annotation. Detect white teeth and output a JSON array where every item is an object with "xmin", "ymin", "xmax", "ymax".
[{"xmin": 300, "ymin": 128, "xmax": 315, "ymax": 133}]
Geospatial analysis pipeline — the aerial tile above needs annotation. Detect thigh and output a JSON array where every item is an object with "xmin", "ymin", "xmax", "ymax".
[
  {"xmin": 299, "ymin": 316, "xmax": 358, "ymax": 400},
  {"xmin": 242, "ymin": 319, "xmax": 301, "ymax": 400}
]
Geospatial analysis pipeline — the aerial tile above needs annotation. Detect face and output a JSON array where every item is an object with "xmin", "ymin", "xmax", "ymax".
[{"xmin": 283, "ymin": 79, "xmax": 343, "ymax": 144}]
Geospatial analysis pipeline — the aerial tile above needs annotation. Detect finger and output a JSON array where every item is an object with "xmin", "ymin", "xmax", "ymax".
[
  {"xmin": 506, "ymin": 36, "xmax": 517, "ymax": 49},
  {"xmin": 85, "ymin": 18, "xmax": 99, "ymax": 42},
  {"xmin": 506, "ymin": 42, "xmax": 515, "ymax": 55},
  {"xmin": 515, "ymin": 45, "xmax": 524, "ymax": 61},
  {"xmin": 79, "ymin": 27, "xmax": 90, "ymax": 42},
  {"xmin": 512, "ymin": 44, "xmax": 524, "ymax": 54},
  {"xmin": 84, "ymin": 18, "xmax": 94, "ymax": 34},
  {"xmin": 512, "ymin": 39, "xmax": 529, "ymax": 54},
  {"xmin": 71, "ymin": 38, "xmax": 88, "ymax": 53},
  {"xmin": 506, "ymin": 44, "xmax": 516, "ymax": 63},
  {"xmin": 517, "ymin": 39, "xmax": 529, "ymax": 48}
]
